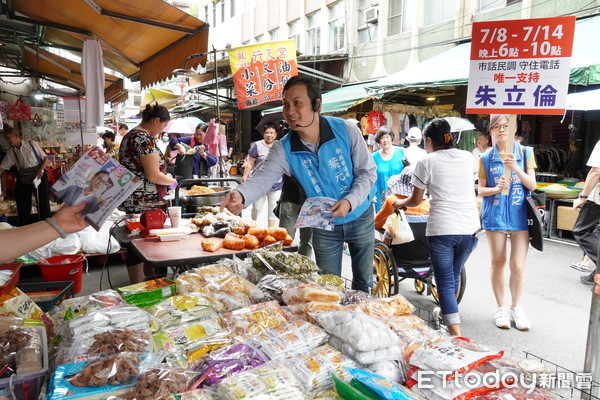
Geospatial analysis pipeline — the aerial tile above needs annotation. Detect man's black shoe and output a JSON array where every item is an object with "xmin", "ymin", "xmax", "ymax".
[{"xmin": 580, "ymin": 275, "xmax": 595, "ymax": 287}]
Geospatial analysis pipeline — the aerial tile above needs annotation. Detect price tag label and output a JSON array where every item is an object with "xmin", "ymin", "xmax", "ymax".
[{"xmin": 466, "ymin": 16, "xmax": 576, "ymax": 115}]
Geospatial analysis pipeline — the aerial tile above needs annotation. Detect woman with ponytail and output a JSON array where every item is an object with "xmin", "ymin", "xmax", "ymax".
[
  {"xmin": 393, "ymin": 118, "xmax": 480, "ymax": 336},
  {"xmin": 118, "ymin": 103, "xmax": 177, "ymax": 283}
]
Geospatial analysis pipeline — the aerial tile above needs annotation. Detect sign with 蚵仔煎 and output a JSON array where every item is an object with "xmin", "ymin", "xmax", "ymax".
[
  {"xmin": 466, "ymin": 16, "xmax": 576, "ymax": 115},
  {"xmin": 229, "ymin": 40, "xmax": 298, "ymax": 110}
]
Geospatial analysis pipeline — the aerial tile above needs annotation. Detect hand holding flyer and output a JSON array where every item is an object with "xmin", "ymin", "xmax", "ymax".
[
  {"xmin": 51, "ymin": 147, "xmax": 140, "ymax": 230},
  {"xmin": 295, "ymin": 197, "xmax": 337, "ymax": 231}
]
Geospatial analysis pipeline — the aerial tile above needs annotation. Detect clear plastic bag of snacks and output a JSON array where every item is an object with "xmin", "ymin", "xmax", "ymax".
[
  {"xmin": 216, "ymin": 361, "xmax": 307, "ymax": 400},
  {"xmin": 223, "ymin": 301, "xmax": 288, "ymax": 336},
  {"xmin": 199, "ymin": 343, "xmax": 268, "ymax": 385}
]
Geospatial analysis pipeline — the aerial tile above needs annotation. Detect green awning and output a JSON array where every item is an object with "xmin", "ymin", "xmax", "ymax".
[
  {"xmin": 262, "ymin": 81, "xmax": 382, "ymax": 115},
  {"xmin": 367, "ymin": 15, "xmax": 600, "ymax": 92}
]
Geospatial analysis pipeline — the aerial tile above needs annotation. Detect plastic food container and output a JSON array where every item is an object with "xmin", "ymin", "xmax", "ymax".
[{"xmin": 0, "ymin": 326, "xmax": 48, "ymax": 400}]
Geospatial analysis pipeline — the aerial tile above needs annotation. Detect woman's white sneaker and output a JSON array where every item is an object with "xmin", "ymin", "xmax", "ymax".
[
  {"xmin": 494, "ymin": 307, "xmax": 510, "ymax": 329},
  {"xmin": 509, "ymin": 306, "xmax": 530, "ymax": 331}
]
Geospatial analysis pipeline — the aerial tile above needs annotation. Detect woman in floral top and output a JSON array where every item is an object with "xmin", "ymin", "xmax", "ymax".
[{"xmin": 118, "ymin": 103, "xmax": 176, "ymax": 283}]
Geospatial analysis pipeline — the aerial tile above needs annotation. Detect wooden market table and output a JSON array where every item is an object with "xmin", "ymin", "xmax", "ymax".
[{"xmin": 129, "ymin": 232, "xmax": 296, "ymax": 270}]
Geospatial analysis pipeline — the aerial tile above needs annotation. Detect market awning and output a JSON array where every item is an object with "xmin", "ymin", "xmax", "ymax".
[
  {"xmin": 23, "ymin": 45, "xmax": 120, "ymax": 90},
  {"xmin": 566, "ymin": 88, "xmax": 600, "ymax": 111},
  {"xmin": 366, "ymin": 15, "xmax": 600, "ymax": 93},
  {"xmin": 262, "ymin": 81, "xmax": 382, "ymax": 115},
  {"xmin": 6, "ymin": 0, "xmax": 209, "ymax": 88},
  {"xmin": 140, "ymin": 88, "xmax": 180, "ymax": 109}
]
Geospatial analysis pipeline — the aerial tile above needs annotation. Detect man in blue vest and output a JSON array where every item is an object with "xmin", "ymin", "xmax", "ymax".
[{"xmin": 221, "ymin": 75, "xmax": 377, "ymax": 292}]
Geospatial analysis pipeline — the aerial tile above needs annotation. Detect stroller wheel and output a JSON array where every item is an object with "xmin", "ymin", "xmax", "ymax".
[
  {"xmin": 430, "ymin": 267, "xmax": 467, "ymax": 305},
  {"xmin": 414, "ymin": 279, "xmax": 426, "ymax": 294},
  {"xmin": 372, "ymin": 241, "xmax": 398, "ymax": 297}
]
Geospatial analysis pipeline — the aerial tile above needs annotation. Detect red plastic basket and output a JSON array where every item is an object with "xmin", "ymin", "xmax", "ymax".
[
  {"xmin": 0, "ymin": 262, "xmax": 22, "ymax": 295},
  {"xmin": 38, "ymin": 255, "xmax": 85, "ymax": 294}
]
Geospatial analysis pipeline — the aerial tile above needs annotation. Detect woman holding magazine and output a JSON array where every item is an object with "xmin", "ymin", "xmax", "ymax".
[{"xmin": 118, "ymin": 103, "xmax": 176, "ymax": 283}]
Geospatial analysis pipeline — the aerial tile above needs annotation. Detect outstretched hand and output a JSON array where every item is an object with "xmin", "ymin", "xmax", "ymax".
[
  {"xmin": 328, "ymin": 198, "xmax": 352, "ymax": 218},
  {"xmin": 52, "ymin": 202, "xmax": 89, "ymax": 234},
  {"xmin": 220, "ymin": 190, "xmax": 244, "ymax": 215}
]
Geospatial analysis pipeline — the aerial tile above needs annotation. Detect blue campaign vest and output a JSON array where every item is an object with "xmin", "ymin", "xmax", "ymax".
[
  {"xmin": 280, "ymin": 116, "xmax": 375, "ymax": 225},
  {"xmin": 481, "ymin": 143, "xmax": 533, "ymax": 231}
]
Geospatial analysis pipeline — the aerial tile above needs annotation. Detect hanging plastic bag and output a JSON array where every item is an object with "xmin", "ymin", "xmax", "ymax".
[{"xmin": 383, "ymin": 210, "xmax": 414, "ymax": 245}]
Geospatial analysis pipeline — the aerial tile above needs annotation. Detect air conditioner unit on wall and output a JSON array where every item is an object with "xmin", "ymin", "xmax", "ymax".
[{"xmin": 364, "ymin": 7, "xmax": 378, "ymax": 24}]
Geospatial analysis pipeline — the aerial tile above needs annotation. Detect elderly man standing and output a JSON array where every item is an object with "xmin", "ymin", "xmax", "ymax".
[{"xmin": 221, "ymin": 75, "xmax": 377, "ymax": 292}]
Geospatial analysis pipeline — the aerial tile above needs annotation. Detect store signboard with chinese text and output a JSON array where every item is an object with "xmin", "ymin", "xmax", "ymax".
[
  {"xmin": 466, "ymin": 16, "xmax": 576, "ymax": 115},
  {"xmin": 229, "ymin": 40, "xmax": 298, "ymax": 110}
]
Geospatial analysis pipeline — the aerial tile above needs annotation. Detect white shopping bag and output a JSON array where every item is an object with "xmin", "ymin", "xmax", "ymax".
[{"xmin": 383, "ymin": 209, "xmax": 415, "ymax": 245}]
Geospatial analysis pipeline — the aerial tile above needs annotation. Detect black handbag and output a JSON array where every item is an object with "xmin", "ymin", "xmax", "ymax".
[{"xmin": 523, "ymin": 148, "xmax": 546, "ymax": 251}]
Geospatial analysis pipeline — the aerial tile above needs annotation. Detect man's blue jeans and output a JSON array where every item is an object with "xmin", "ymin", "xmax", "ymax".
[
  {"xmin": 312, "ymin": 206, "xmax": 375, "ymax": 292},
  {"xmin": 427, "ymin": 234, "xmax": 479, "ymax": 326}
]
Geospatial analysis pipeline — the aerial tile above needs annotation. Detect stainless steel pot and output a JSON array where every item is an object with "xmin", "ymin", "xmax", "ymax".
[{"xmin": 181, "ymin": 186, "xmax": 232, "ymax": 206}]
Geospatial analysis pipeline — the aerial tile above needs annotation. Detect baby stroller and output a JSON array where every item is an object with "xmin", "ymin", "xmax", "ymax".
[{"xmin": 372, "ymin": 214, "xmax": 467, "ymax": 304}]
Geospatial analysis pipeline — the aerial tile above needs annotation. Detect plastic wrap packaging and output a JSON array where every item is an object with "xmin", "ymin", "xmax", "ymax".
[
  {"xmin": 340, "ymin": 290, "xmax": 371, "ymax": 306},
  {"xmin": 313, "ymin": 389, "xmax": 344, "ymax": 400},
  {"xmin": 176, "ymin": 264, "xmax": 269, "ymax": 305},
  {"xmin": 283, "ymin": 302, "xmax": 344, "ymax": 324},
  {"xmin": 368, "ymin": 360, "xmax": 408, "ymax": 384},
  {"xmin": 223, "ymin": 301, "xmax": 288, "ymax": 336},
  {"xmin": 15, "ymin": 327, "xmax": 43, "ymax": 375},
  {"xmin": 153, "ymin": 316, "xmax": 226, "ymax": 364},
  {"xmin": 386, "ymin": 314, "xmax": 448, "ymax": 353},
  {"xmin": 0, "ymin": 315, "xmax": 23, "ymax": 332},
  {"xmin": 472, "ymin": 386, "xmax": 558, "ymax": 400},
  {"xmin": 347, "ymin": 294, "xmax": 415, "ymax": 317},
  {"xmin": 256, "ymin": 275, "xmax": 303, "ymax": 303},
  {"xmin": 406, "ymin": 362, "xmax": 509, "ymax": 400},
  {"xmin": 71, "ymin": 352, "xmax": 143, "ymax": 387},
  {"xmin": 329, "ymin": 335, "xmax": 403, "ymax": 366},
  {"xmin": 346, "ymin": 367, "xmax": 416, "ymax": 400},
  {"xmin": 314, "ymin": 275, "xmax": 346, "ymax": 292},
  {"xmin": 115, "ymin": 367, "xmax": 200, "ymax": 400},
  {"xmin": 282, "ymin": 283, "xmax": 343, "ymax": 305},
  {"xmin": 314, "ymin": 311, "xmax": 399, "ymax": 353},
  {"xmin": 50, "ymin": 289, "xmax": 125, "ymax": 322},
  {"xmin": 226, "ymin": 256, "xmax": 262, "ymax": 284},
  {"xmin": 216, "ymin": 361, "xmax": 307, "ymax": 400},
  {"xmin": 199, "ymin": 343, "xmax": 268, "ymax": 385},
  {"xmin": 0, "ymin": 290, "xmax": 44, "ymax": 320},
  {"xmin": 47, "ymin": 352, "xmax": 155, "ymax": 400},
  {"xmin": 146, "ymin": 293, "xmax": 224, "ymax": 333},
  {"xmin": 287, "ymin": 344, "xmax": 359, "ymax": 393},
  {"xmin": 64, "ymin": 328, "xmax": 153, "ymax": 363},
  {"xmin": 408, "ymin": 337, "xmax": 504, "ymax": 380},
  {"xmin": 63, "ymin": 304, "xmax": 151, "ymax": 340},
  {"xmin": 252, "ymin": 247, "xmax": 319, "ymax": 281},
  {"xmin": 172, "ymin": 387, "xmax": 219, "ymax": 400},
  {"xmin": 0, "ymin": 326, "xmax": 43, "ymax": 376},
  {"xmin": 245, "ymin": 320, "xmax": 328, "ymax": 360}
]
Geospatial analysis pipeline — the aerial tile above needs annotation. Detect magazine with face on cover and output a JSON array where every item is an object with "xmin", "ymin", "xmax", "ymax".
[
  {"xmin": 51, "ymin": 147, "xmax": 140, "ymax": 230},
  {"xmin": 295, "ymin": 196, "xmax": 337, "ymax": 231}
]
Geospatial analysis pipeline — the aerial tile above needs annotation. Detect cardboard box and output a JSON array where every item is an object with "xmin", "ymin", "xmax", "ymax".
[{"xmin": 557, "ymin": 205, "xmax": 580, "ymax": 231}]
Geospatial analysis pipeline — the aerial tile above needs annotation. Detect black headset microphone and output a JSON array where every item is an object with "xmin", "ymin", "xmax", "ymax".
[{"xmin": 295, "ymin": 99, "xmax": 320, "ymax": 128}]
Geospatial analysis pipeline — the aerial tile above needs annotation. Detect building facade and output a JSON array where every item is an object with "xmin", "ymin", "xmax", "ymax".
[{"xmin": 192, "ymin": 0, "xmax": 599, "ymax": 85}]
